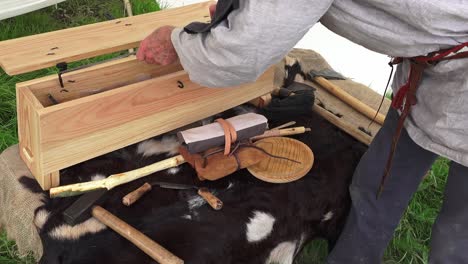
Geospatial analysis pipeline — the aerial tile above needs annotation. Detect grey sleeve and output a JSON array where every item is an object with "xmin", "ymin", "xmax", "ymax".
[{"xmin": 171, "ymin": 0, "xmax": 334, "ymax": 88}]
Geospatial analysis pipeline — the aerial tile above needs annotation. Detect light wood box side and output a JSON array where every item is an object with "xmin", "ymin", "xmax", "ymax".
[{"xmin": 17, "ymin": 61, "xmax": 275, "ymax": 190}]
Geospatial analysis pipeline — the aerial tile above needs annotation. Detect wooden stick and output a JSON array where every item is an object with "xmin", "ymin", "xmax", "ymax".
[
  {"xmin": 271, "ymin": 121, "xmax": 296, "ymax": 130},
  {"xmin": 312, "ymin": 76, "xmax": 386, "ymax": 125},
  {"xmin": 251, "ymin": 127, "xmax": 310, "ymax": 141},
  {"xmin": 197, "ymin": 188, "xmax": 223, "ymax": 210},
  {"xmin": 122, "ymin": 183, "xmax": 152, "ymax": 206},
  {"xmin": 50, "ymin": 155, "xmax": 186, "ymax": 198},
  {"xmin": 313, "ymin": 105, "xmax": 372, "ymax": 145},
  {"xmin": 123, "ymin": 0, "xmax": 134, "ymax": 17},
  {"xmin": 92, "ymin": 206, "xmax": 184, "ymax": 264},
  {"xmin": 123, "ymin": 0, "xmax": 135, "ymax": 53}
]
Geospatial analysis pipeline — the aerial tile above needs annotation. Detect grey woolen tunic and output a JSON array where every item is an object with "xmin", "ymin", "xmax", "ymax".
[{"xmin": 171, "ymin": 0, "xmax": 468, "ymax": 166}]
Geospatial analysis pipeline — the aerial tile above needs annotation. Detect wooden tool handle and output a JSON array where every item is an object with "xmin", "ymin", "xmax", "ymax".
[
  {"xmin": 197, "ymin": 188, "xmax": 223, "ymax": 210},
  {"xmin": 271, "ymin": 121, "xmax": 296, "ymax": 130},
  {"xmin": 49, "ymin": 178, "xmax": 107, "ymax": 198},
  {"xmin": 278, "ymin": 127, "xmax": 310, "ymax": 136},
  {"xmin": 122, "ymin": 183, "xmax": 152, "ymax": 206},
  {"xmin": 50, "ymin": 155, "xmax": 186, "ymax": 198},
  {"xmin": 251, "ymin": 127, "xmax": 310, "ymax": 141},
  {"xmin": 92, "ymin": 206, "xmax": 184, "ymax": 264},
  {"xmin": 314, "ymin": 76, "xmax": 386, "ymax": 125}
]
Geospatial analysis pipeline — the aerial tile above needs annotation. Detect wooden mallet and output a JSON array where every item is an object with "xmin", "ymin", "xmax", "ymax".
[{"xmin": 63, "ymin": 189, "xmax": 183, "ymax": 264}]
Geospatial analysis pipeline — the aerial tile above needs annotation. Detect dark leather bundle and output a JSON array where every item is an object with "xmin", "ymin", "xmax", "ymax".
[{"xmin": 259, "ymin": 82, "xmax": 315, "ymax": 121}]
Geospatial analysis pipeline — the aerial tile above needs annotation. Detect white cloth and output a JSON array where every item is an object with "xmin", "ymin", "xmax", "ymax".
[{"xmin": 171, "ymin": 0, "xmax": 468, "ymax": 166}]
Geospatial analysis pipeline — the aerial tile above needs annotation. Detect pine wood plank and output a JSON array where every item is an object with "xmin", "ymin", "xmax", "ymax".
[
  {"xmin": 16, "ymin": 86, "xmax": 49, "ymax": 188},
  {"xmin": 36, "ymin": 68, "xmax": 275, "ymax": 175},
  {"xmin": 18, "ymin": 57, "xmax": 184, "ymax": 107},
  {"xmin": 49, "ymin": 171, "xmax": 60, "ymax": 188},
  {"xmin": 313, "ymin": 105, "xmax": 372, "ymax": 145},
  {"xmin": 0, "ymin": 2, "xmax": 212, "ymax": 75}
]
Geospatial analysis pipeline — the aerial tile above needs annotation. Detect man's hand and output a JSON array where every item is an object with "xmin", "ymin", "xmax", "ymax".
[
  {"xmin": 209, "ymin": 4, "xmax": 216, "ymax": 19},
  {"xmin": 137, "ymin": 25, "xmax": 178, "ymax": 65}
]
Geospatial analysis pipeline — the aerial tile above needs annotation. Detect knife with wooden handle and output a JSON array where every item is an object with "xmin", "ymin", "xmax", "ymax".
[{"xmin": 153, "ymin": 182, "xmax": 223, "ymax": 210}]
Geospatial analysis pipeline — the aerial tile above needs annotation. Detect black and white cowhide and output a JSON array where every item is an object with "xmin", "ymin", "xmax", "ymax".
[{"xmin": 21, "ymin": 105, "xmax": 366, "ymax": 264}]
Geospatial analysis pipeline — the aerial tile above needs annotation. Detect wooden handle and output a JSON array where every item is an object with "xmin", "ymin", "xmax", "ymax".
[
  {"xmin": 197, "ymin": 188, "xmax": 223, "ymax": 210},
  {"xmin": 279, "ymin": 127, "xmax": 310, "ymax": 136},
  {"xmin": 123, "ymin": 0, "xmax": 135, "ymax": 53},
  {"xmin": 271, "ymin": 121, "xmax": 296, "ymax": 130},
  {"xmin": 92, "ymin": 206, "xmax": 184, "ymax": 264},
  {"xmin": 49, "ymin": 178, "xmax": 108, "ymax": 198},
  {"xmin": 122, "ymin": 183, "xmax": 152, "ymax": 206},
  {"xmin": 251, "ymin": 127, "xmax": 310, "ymax": 141},
  {"xmin": 50, "ymin": 155, "xmax": 186, "ymax": 198},
  {"xmin": 314, "ymin": 76, "xmax": 386, "ymax": 125}
]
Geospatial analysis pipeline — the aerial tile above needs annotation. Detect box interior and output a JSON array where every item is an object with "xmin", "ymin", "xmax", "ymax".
[{"xmin": 23, "ymin": 58, "xmax": 184, "ymax": 107}]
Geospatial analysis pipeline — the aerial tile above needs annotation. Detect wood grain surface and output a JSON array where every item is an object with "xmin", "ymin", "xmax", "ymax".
[
  {"xmin": 0, "ymin": 2, "xmax": 212, "ymax": 75},
  {"xmin": 92, "ymin": 206, "xmax": 184, "ymax": 264},
  {"xmin": 248, "ymin": 137, "xmax": 314, "ymax": 183}
]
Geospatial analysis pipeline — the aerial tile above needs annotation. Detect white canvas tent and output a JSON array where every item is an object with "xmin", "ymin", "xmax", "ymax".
[{"xmin": 0, "ymin": 0, "xmax": 64, "ymax": 20}]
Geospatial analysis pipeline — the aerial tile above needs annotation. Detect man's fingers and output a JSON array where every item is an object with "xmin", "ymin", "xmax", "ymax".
[
  {"xmin": 144, "ymin": 50, "xmax": 156, "ymax": 64},
  {"xmin": 136, "ymin": 25, "xmax": 176, "ymax": 65},
  {"xmin": 136, "ymin": 39, "xmax": 148, "ymax": 61},
  {"xmin": 209, "ymin": 4, "xmax": 216, "ymax": 19},
  {"xmin": 146, "ymin": 58, "xmax": 156, "ymax": 64}
]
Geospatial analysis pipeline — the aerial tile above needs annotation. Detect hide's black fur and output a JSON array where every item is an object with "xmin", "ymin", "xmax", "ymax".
[{"xmin": 21, "ymin": 105, "xmax": 366, "ymax": 264}]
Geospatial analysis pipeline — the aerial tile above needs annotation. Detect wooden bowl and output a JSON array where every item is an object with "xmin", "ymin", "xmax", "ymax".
[{"xmin": 247, "ymin": 137, "xmax": 314, "ymax": 183}]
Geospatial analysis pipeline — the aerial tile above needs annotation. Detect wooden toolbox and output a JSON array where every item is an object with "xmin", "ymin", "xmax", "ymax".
[{"xmin": 0, "ymin": 2, "xmax": 275, "ymax": 190}]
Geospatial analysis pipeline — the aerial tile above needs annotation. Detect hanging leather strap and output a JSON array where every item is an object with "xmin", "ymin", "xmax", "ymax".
[
  {"xmin": 184, "ymin": 0, "xmax": 240, "ymax": 34},
  {"xmin": 377, "ymin": 42, "xmax": 468, "ymax": 198},
  {"xmin": 216, "ymin": 118, "xmax": 238, "ymax": 156}
]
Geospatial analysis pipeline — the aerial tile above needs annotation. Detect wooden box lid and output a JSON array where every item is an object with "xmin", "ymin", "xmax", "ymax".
[{"xmin": 0, "ymin": 1, "xmax": 212, "ymax": 75}]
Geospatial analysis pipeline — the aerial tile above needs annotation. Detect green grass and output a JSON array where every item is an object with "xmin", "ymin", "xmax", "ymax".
[
  {"xmin": 384, "ymin": 158, "xmax": 449, "ymax": 263},
  {"xmin": 0, "ymin": 1, "xmax": 160, "ymax": 263},
  {"xmin": 0, "ymin": 1, "xmax": 449, "ymax": 263},
  {"xmin": 0, "ymin": 232, "xmax": 35, "ymax": 264},
  {"xmin": 295, "ymin": 159, "xmax": 449, "ymax": 264},
  {"xmin": 296, "ymin": 239, "xmax": 329, "ymax": 263},
  {"xmin": 0, "ymin": 0, "xmax": 162, "ymax": 149}
]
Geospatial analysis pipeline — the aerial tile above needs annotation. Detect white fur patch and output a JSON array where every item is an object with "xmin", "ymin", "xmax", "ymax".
[
  {"xmin": 49, "ymin": 218, "xmax": 107, "ymax": 241},
  {"xmin": 322, "ymin": 211, "xmax": 334, "ymax": 222},
  {"xmin": 265, "ymin": 241, "xmax": 296, "ymax": 264},
  {"xmin": 34, "ymin": 209, "xmax": 50, "ymax": 230},
  {"xmin": 166, "ymin": 167, "xmax": 180, "ymax": 175},
  {"xmin": 187, "ymin": 195, "xmax": 206, "ymax": 210},
  {"xmin": 246, "ymin": 211, "xmax": 276, "ymax": 243},
  {"xmin": 181, "ymin": 215, "xmax": 192, "ymax": 220},
  {"xmin": 137, "ymin": 136, "xmax": 180, "ymax": 157},
  {"xmin": 91, "ymin": 174, "xmax": 106, "ymax": 181},
  {"xmin": 227, "ymin": 182, "xmax": 234, "ymax": 189}
]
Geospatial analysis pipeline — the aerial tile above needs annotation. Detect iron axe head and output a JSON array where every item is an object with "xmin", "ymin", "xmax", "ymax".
[
  {"xmin": 63, "ymin": 189, "xmax": 107, "ymax": 226},
  {"xmin": 308, "ymin": 69, "xmax": 346, "ymax": 80}
]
